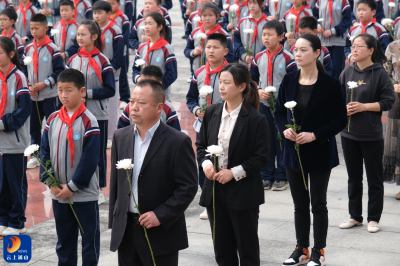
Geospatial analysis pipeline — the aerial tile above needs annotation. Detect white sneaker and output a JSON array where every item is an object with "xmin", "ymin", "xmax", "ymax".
[
  {"xmin": 199, "ymin": 209, "xmax": 208, "ymax": 220},
  {"xmin": 339, "ymin": 219, "xmax": 362, "ymax": 229},
  {"xmin": 119, "ymin": 101, "xmax": 128, "ymax": 110},
  {"xmin": 98, "ymin": 190, "xmax": 105, "ymax": 205},
  {"xmin": 187, "ymin": 78, "xmax": 192, "ymax": 83},
  {"xmin": 0, "ymin": 226, "xmax": 6, "ymax": 235},
  {"xmin": 368, "ymin": 222, "xmax": 380, "ymax": 233},
  {"xmin": 107, "ymin": 140, "xmax": 112, "ymax": 149},
  {"xmin": 27, "ymin": 157, "xmax": 39, "ymax": 169},
  {"xmin": 2, "ymin": 227, "xmax": 26, "ymax": 236}
]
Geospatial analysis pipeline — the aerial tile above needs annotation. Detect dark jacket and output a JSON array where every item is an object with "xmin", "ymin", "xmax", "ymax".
[
  {"xmin": 275, "ymin": 70, "xmax": 348, "ymax": 173},
  {"xmin": 196, "ymin": 101, "xmax": 270, "ymax": 210},
  {"xmin": 339, "ymin": 62, "xmax": 395, "ymax": 141},
  {"xmin": 108, "ymin": 122, "xmax": 198, "ymax": 256}
]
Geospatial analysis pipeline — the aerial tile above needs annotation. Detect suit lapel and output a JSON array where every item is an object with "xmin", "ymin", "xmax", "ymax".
[
  {"xmin": 228, "ymin": 102, "xmax": 249, "ymax": 158},
  {"xmin": 301, "ymin": 71, "xmax": 326, "ymax": 125},
  {"xmin": 210, "ymin": 104, "xmax": 224, "ymax": 146},
  {"xmin": 139, "ymin": 123, "xmax": 167, "ymax": 175},
  {"xmin": 128, "ymin": 126, "xmax": 135, "ymax": 177}
]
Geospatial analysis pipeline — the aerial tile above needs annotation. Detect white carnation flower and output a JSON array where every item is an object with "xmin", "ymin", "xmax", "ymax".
[
  {"xmin": 116, "ymin": 159, "xmax": 134, "ymax": 170},
  {"xmin": 272, "ymin": 0, "xmax": 279, "ymax": 2},
  {"xmin": 389, "ymin": 2, "xmax": 396, "ymax": 7},
  {"xmin": 199, "ymin": 86, "xmax": 213, "ymax": 96},
  {"xmin": 23, "ymin": 56, "xmax": 32, "ymax": 65},
  {"xmin": 139, "ymin": 25, "xmax": 145, "ymax": 30},
  {"xmin": 24, "ymin": 144, "xmax": 40, "ymax": 157},
  {"xmin": 135, "ymin": 59, "xmax": 146, "ymax": 67},
  {"xmin": 284, "ymin": 101, "xmax": 297, "ymax": 109},
  {"xmin": 229, "ymin": 4, "xmax": 239, "ymax": 12},
  {"xmin": 50, "ymin": 29, "xmax": 60, "ymax": 36},
  {"xmin": 198, "ymin": 33, "xmax": 207, "ymax": 39},
  {"xmin": 264, "ymin": 86, "xmax": 277, "ymax": 93},
  {"xmin": 317, "ymin": 18, "xmax": 324, "ymax": 23},
  {"xmin": 193, "ymin": 16, "xmax": 201, "ymax": 22},
  {"xmin": 205, "ymin": 145, "xmax": 224, "ymax": 156},
  {"xmin": 349, "ymin": 36, "xmax": 355, "ymax": 41},
  {"xmin": 287, "ymin": 14, "xmax": 298, "ymax": 21},
  {"xmin": 38, "ymin": 0, "xmax": 46, "ymax": 4},
  {"xmin": 243, "ymin": 29, "xmax": 254, "ymax": 34},
  {"xmin": 381, "ymin": 18, "xmax": 394, "ymax": 26},
  {"xmin": 347, "ymin": 81, "xmax": 359, "ymax": 89},
  {"xmin": 223, "ymin": 4, "xmax": 229, "ymax": 9}
]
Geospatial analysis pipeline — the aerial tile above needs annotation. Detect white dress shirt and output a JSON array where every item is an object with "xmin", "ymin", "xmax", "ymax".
[
  {"xmin": 202, "ymin": 102, "xmax": 247, "ymax": 181},
  {"xmin": 129, "ymin": 120, "xmax": 161, "ymax": 213}
]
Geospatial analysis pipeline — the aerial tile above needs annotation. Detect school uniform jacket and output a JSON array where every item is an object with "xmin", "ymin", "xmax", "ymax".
[
  {"xmin": 47, "ymin": 0, "xmax": 61, "ymax": 25},
  {"xmin": 102, "ymin": 22, "xmax": 124, "ymax": 80},
  {"xmin": 21, "ymin": 42, "xmax": 64, "ymax": 101},
  {"xmin": 218, "ymin": 0, "xmax": 235, "ymax": 14},
  {"xmin": 351, "ymin": 0, "xmax": 384, "ymax": 23},
  {"xmin": 250, "ymin": 46, "xmax": 297, "ymax": 107},
  {"xmin": 161, "ymin": 0, "xmax": 172, "ymax": 10},
  {"xmin": 119, "ymin": 0, "xmax": 133, "ymax": 22},
  {"xmin": 66, "ymin": 51, "xmax": 116, "ymax": 121},
  {"xmin": 182, "ymin": 0, "xmax": 200, "ymax": 20},
  {"xmin": 132, "ymin": 43, "xmax": 177, "ymax": 100},
  {"xmin": 10, "ymin": 31, "xmax": 25, "ymax": 60},
  {"xmin": 265, "ymin": 0, "xmax": 293, "ymax": 19},
  {"xmin": 282, "ymin": 8, "xmax": 312, "ymax": 50},
  {"xmin": 313, "ymin": 0, "xmax": 352, "ymax": 47},
  {"xmin": 118, "ymin": 100, "xmax": 181, "ymax": 131},
  {"xmin": 383, "ymin": 0, "xmax": 398, "ymax": 19},
  {"xmin": 113, "ymin": 12, "xmax": 130, "ymax": 50},
  {"xmin": 52, "ymin": 21, "xmax": 79, "ymax": 62},
  {"xmin": 185, "ymin": 10, "xmax": 201, "ymax": 38},
  {"xmin": 40, "ymin": 109, "xmax": 101, "ymax": 203},
  {"xmin": 221, "ymin": 2, "xmax": 249, "ymax": 32},
  {"xmin": 234, "ymin": 14, "xmax": 270, "ymax": 63},
  {"xmin": 0, "ymin": 66, "xmax": 31, "ymax": 154},
  {"xmin": 392, "ymin": 16, "xmax": 400, "ymax": 39},
  {"xmin": 129, "ymin": 18, "xmax": 146, "ymax": 50},
  {"xmin": 74, "ymin": 0, "xmax": 93, "ymax": 24},
  {"xmin": 16, "ymin": 5, "xmax": 39, "ymax": 41},
  {"xmin": 184, "ymin": 27, "xmax": 234, "ymax": 73},
  {"xmin": 290, "ymin": 44, "xmax": 333, "ymax": 76},
  {"xmin": 0, "ymin": 0, "xmax": 14, "ymax": 32},
  {"xmin": 345, "ymin": 22, "xmax": 389, "ymax": 58},
  {"xmin": 135, "ymin": 9, "xmax": 173, "ymax": 44}
]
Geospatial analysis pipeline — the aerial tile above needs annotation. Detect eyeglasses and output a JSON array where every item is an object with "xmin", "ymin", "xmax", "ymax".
[
  {"xmin": 350, "ymin": 46, "xmax": 367, "ymax": 51},
  {"xmin": 0, "ymin": 19, "xmax": 9, "ymax": 22}
]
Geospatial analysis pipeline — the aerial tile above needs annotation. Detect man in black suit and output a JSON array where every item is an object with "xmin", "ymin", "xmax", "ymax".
[{"xmin": 108, "ymin": 79, "xmax": 198, "ymax": 266}]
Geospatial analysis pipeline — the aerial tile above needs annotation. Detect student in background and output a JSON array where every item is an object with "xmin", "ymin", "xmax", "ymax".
[
  {"xmin": 73, "ymin": 0, "xmax": 93, "ymax": 24},
  {"xmin": 0, "ymin": 0, "xmax": 13, "ymax": 33},
  {"xmin": 0, "ymin": 8, "xmax": 25, "ymax": 59},
  {"xmin": 265, "ymin": 0, "xmax": 293, "ymax": 20},
  {"xmin": 16, "ymin": 0, "xmax": 39, "ymax": 45},
  {"xmin": 185, "ymin": 0, "xmax": 213, "ymax": 39},
  {"xmin": 350, "ymin": 0, "xmax": 384, "ymax": 25}
]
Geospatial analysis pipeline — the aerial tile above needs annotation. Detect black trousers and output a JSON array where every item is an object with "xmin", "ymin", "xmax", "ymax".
[
  {"xmin": 286, "ymin": 168, "xmax": 331, "ymax": 249},
  {"xmin": 206, "ymin": 182, "xmax": 260, "ymax": 266},
  {"xmin": 118, "ymin": 213, "xmax": 178, "ymax": 266},
  {"xmin": 341, "ymin": 136, "xmax": 384, "ymax": 223}
]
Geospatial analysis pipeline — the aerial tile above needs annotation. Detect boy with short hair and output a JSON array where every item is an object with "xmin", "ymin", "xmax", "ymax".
[
  {"xmin": 21, "ymin": 13, "xmax": 64, "ymax": 169},
  {"xmin": 0, "ymin": 8, "xmax": 25, "ymax": 58},
  {"xmin": 40, "ymin": 68, "xmax": 101, "ymax": 266},
  {"xmin": 73, "ymin": 0, "xmax": 93, "ymax": 24},
  {"xmin": 250, "ymin": 20, "xmax": 297, "ymax": 191},
  {"xmin": 16, "ymin": 0, "xmax": 39, "ymax": 45},
  {"xmin": 51, "ymin": 0, "xmax": 79, "ymax": 64},
  {"xmin": 345, "ymin": 0, "xmax": 389, "ymax": 61},
  {"xmin": 118, "ymin": 65, "xmax": 181, "ymax": 130},
  {"xmin": 186, "ymin": 32, "xmax": 229, "ymax": 219},
  {"xmin": 291, "ymin": 16, "xmax": 333, "ymax": 76},
  {"xmin": 0, "ymin": 0, "xmax": 13, "ymax": 33}
]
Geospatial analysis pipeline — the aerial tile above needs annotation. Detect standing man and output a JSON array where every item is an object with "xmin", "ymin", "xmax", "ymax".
[{"xmin": 108, "ymin": 79, "xmax": 198, "ymax": 266}]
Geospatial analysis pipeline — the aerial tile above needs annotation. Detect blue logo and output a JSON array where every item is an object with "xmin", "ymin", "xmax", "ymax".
[
  {"xmin": 3, "ymin": 235, "xmax": 32, "ymax": 263},
  {"xmin": 70, "ymin": 31, "xmax": 76, "ymax": 37},
  {"xmin": 155, "ymin": 57, "xmax": 161, "ymax": 63},
  {"xmin": 121, "ymin": 0, "xmax": 125, "ymax": 5},
  {"xmin": 10, "ymin": 90, "xmax": 15, "ymax": 97},
  {"xmin": 1, "ymin": 6, "xmax": 5, "ymax": 10},
  {"xmin": 90, "ymin": 67, "xmax": 95, "ymax": 74},
  {"xmin": 26, "ymin": 16, "xmax": 29, "ymax": 20},
  {"xmin": 278, "ymin": 63, "xmax": 284, "ymax": 70},
  {"xmin": 286, "ymin": 2, "xmax": 290, "ymax": 7},
  {"xmin": 43, "ymin": 56, "xmax": 49, "ymax": 62},
  {"xmin": 105, "ymin": 38, "xmax": 110, "ymax": 44},
  {"xmin": 160, "ymin": 116, "xmax": 164, "ymax": 122},
  {"xmin": 336, "ymin": 5, "xmax": 341, "ymax": 10},
  {"xmin": 78, "ymin": 9, "xmax": 83, "ymax": 14},
  {"xmin": 73, "ymin": 133, "xmax": 81, "ymax": 141},
  {"xmin": 243, "ymin": 12, "xmax": 247, "ymax": 17}
]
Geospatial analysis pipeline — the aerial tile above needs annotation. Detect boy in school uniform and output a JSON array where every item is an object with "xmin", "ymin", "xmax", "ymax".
[
  {"xmin": 0, "ymin": 0, "xmax": 13, "ymax": 33},
  {"xmin": 16, "ymin": 0, "xmax": 39, "ymax": 45},
  {"xmin": 118, "ymin": 65, "xmax": 181, "ymax": 130},
  {"xmin": 221, "ymin": 0, "xmax": 250, "ymax": 33},
  {"xmin": 351, "ymin": 0, "xmax": 384, "ymax": 24},
  {"xmin": 250, "ymin": 20, "xmax": 297, "ymax": 190},
  {"xmin": 73, "ymin": 0, "xmax": 93, "ymax": 24},
  {"xmin": 0, "ymin": 8, "xmax": 25, "ymax": 59},
  {"xmin": 290, "ymin": 16, "xmax": 333, "ymax": 76},
  {"xmin": 118, "ymin": 0, "xmax": 133, "ymax": 23},
  {"xmin": 186, "ymin": 33, "xmax": 229, "ymax": 219},
  {"xmin": 21, "ymin": 14, "xmax": 64, "ymax": 169},
  {"xmin": 40, "ymin": 69, "xmax": 101, "ymax": 266},
  {"xmin": 51, "ymin": 0, "xmax": 79, "ymax": 65},
  {"xmin": 345, "ymin": 0, "xmax": 389, "ymax": 61}
]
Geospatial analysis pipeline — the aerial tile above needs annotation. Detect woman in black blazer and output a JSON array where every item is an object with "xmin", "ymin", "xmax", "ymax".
[
  {"xmin": 196, "ymin": 64, "xmax": 270, "ymax": 266},
  {"xmin": 274, "ymin": 34, "xmax": 348, "ymax": 266}
]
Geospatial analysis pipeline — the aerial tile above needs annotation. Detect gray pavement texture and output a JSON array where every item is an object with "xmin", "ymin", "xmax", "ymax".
[{"xmin": 1, "ymin": 0, "xmax": 400, "ymax": 265}]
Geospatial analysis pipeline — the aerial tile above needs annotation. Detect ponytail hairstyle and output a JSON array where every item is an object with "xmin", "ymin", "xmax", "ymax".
[
  {"xmin": 354, "ymin": 34, "xmax": 387, "ymax": 65},
  {"xmin": 78, "ymin": 20, "xmax": 104, "ymax": 52},
  {"xmin": 0, "ymin": 37, "xmax": 21, "ymax": 70},
  {"xmin": 146, "ymin": 12, "xmax": 170, "ymax": 42},
  {"xmin": 219, "ymin": 63, "xmax": 260, "ymax": 110},
  {"xmin": 297, "ymin": 33, "xmax": 325, "ymax": 72}
]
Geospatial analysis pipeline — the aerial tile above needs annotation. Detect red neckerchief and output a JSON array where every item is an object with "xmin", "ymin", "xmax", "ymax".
[
  {"xmin": 1, "ymin": 28, "xmax": 14, "ymax": 37},
  {"xmin": 328, "ymin": 0, "xmax": 333, "ymax": 27},
  {"xmin": 32, "ymin": 36, "xmax": 53, "ymax": 77},
  {"xmin": 199, "ymin": 24, "xmax": 222, "ymax": 35},
  {"xmin": 110, "ymin": 8, "xmax": 125, "ymax": 24},
  {"xmin": 204, "ymin": 59, "xmax": 228, "ymax": 105},
  {"xmin": 60, "ymin": 18, "xmax": 77, "ymax": 49},
  {"xmin": 78, "ymin": 47, "xmax": 103, "ymax": 82},
  {"xmin": 145, "ymin": 36, "xmax": 168, "ymax": 64},
  {"xmin": 275, "ymin": 1, "xmax": 278, "ymax": 14},
  {"xmin": 248, "ymin": 13, "xmax": 268, "ymax": 45},
  {"xmin": 360, "ymin": 17, "xmax": 376, "ymax": 34},
  {"xmin": 58, "ymin": 102, "xmax": 87, "ymax": 168},
  {"xmin": 233, "ymin": 0, "xmax": 248, "ymax": 19},
  {"xmin": 101, "ymin": 20, "xmax": 114, "ymax": 51},
  {"xmin": 289, "ymin": 6, "xmax": 305, "ymax": 32},
  {"xmin": 73, "ymin": 0, "xmax": 80, "ymax": 19},
  {"xmin": 0, "ymin": 63, "xmax": 14, "ymax": 119},
  {"xmin": 266, "ymin": 45, "xmax": 282, "ymax": 86},
  {"xmin": 19, "ymin": 2, "xmax": 32, "ymax": 32}
]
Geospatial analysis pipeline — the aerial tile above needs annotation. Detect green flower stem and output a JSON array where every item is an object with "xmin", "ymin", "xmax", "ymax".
[
  {"xmin": 35, "ymin": 100, "xmax": 42, "ymax": 127},
  {"xmin": 212, "ymin": 154, "xmax": 216, "ymax": 246},
  {"xmin": 125, "ymin": 170, "xmax": 156, "ymax": 266},
  {"xmin": 348, "ymin": 88, "xmax": 353, "ymax": 132},
  {"xmin": 268, "ymin": 94, "xmax": 282, "ymax": 151}
]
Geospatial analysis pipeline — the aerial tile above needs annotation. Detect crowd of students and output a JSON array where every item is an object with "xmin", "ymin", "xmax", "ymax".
[{"xmin": 0, "ymin": 0, "xmax": 399, "ymax": 264}]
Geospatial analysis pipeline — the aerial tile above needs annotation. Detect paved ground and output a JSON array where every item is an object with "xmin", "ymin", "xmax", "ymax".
[{"xmin": 1, "ymin": 0, "xmax": 400, "ymax": 265}]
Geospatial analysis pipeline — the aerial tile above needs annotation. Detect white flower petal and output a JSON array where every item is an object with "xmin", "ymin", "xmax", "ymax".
[
  {"xmin": 50, "ymin": 29, "xmax": 60, "ymax": 36},
  {"xmin": 24, "ymin": 144, "xmax": 40, "ymax": 157},
  {"xmin": 198, "ymin": 33, "xmax": 207, "ymax": 39},
  {"xmin": 243, "ymin": 29, "xmax": 254, "ymax": 34},
  {"xmin": 381, "ymin": 18, "xmax": 394, "ymax": 26},
  {"xmin": 389, "ymin": 2, "xmax": 396, "ymax": 7},
  {"xmin": 317, "ymin": 18, "xmax": 324, "ymax": 22},
  {"xmin": 284, "ymin": 101, "xmax": 297, "ymax": 109},
  {"xmin": 199, "ymin": 85, "xmax": 213, "ymax": 96},
  {"xmin": 347, "ymin": 81, "xmax": 359, "ymax": 89},
  {"xmin": 23, "ymin": 56, "xmax": 32, "ymax": 65},
  {"xmin": 135, "ymin": 59, "xmax": 146, "ymax": 67},
  {"xmin": 229, "ymin": 4, "xmax": 239, "ymax": 12},
  {"xmin": 264, "ymin": 86, "xmax": 277, "ymax": 93},
  {"xmin": 223, "ymin": 4, "xmax": 229, "ymax": 10},
  {"xmin": 205, "ymin": 145, "xmax": 224, "ymax": 155},
  {"xmin": 193, "ymin": 17, "xmax": 201, "ymax": 22},
  {"xmin": 116, "ymin": 159, "xmax": 134, "ymax": 170}
]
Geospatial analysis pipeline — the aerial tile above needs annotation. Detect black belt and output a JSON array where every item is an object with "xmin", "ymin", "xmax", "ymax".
[{"xmin": 128, "ymin": 212, "xmax": 140, "ymax": 224}]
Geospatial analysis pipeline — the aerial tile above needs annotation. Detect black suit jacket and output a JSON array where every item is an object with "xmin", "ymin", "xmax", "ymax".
[
  {"xmin": 196, "ymin": 101, "xmax": 270, "ymax": 210},
  {"xmin": 108, "ymin": 122, "xmax": 198, "ymax": 256}
]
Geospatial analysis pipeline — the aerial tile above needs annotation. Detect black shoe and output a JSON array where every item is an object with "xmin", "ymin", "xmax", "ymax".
[
  {"xmin": 263, "ymin": 180, "xmax": 272, "ymax": 190},
  {"xmin": 282, "ymin": 245, "xmax": 310, "ymax": 265},
  {"xmin": 272, "ymin": 180, "xmax": 289, "ymax": 191},
  {"xmin": 307, "ymin": 248, "xmax": 325, "ymax": 266},
  {"xmin": 182, "ymin": 35, "xmax": 186, "ymax": 39}
]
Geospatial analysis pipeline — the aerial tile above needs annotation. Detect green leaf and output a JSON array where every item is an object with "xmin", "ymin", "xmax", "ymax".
[{"xmin": 46, "ymin": 160, "xmax": 51, "ymax": 167}]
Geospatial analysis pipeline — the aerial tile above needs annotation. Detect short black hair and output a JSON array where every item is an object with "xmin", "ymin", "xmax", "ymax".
[
  {"xmin": 357, "ymin": 0, "xmax": 377, "ymax": 11},
  {"xmin": 262, "ymin": 20, "xmax": 284, "ymax": 36},
  {"xmin": 205, "ymin": 33, "xmax": 228, "ymax": 48},
  {"xmin": 140, "ymin": 65, "xmax": 163, "ymax": 82},
  {"xmin": 92, "ymin": 1, "xmax": 112, "ymax": 13},
  {"xmin": 0, "ymin": 8, "xmax": 17, "ymax": 24},
  {"xmin": 298, "ymin": 16, "xmax": 318, "ymax": 31},
  {"xmin": 30, "ymin": 13, "xmax": 48, "ymax": 26},
  {"xmin": 112, "ymin": 0, "xmax": 121, "ymax": 4},
  {"xmin": 136, "ymin": 79, "xmax": 165, "ymax": 104},
  {"xmin": 57, "ymin": 69, "xmax": 85, "ymax": 89},
  {"xmin": 201, "ymin": 2, "xmax": 219, "ymax": 18},
  {"xmin": 60, "ymin": 0, "xmax": 75, "ymax": 10}
]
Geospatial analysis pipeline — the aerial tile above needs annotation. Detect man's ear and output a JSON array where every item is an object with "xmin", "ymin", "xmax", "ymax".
[{"xmin": 80, "ymin": 87, "xmax": 86, "ymax": 97}]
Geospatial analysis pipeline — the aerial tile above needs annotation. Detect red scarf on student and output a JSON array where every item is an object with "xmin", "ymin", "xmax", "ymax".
[
  {"xmin": 110, "ymin": 8, "xmax": 124, "ymax": 23},
  {"xmin": 275, "ymin": 1, "xmax": 278, "ymax": 14},
  {"xmin": 289, "ymin": 6, "xmax": 305, "ymax": 32},
  {"xmin": 266, "ymin": 45, "xmax": 282, "ymax": 86},
  {"xmin": 1, "ymin": 28, "xmax": 14, "ymax": 37},
  {"xmin": 19, "ymin": 2, "xmax": 32, "ymax": 32},
  {"xmin": 0, "ymin": 63, "xmax": 14, "ymax": 119},
  {"xmin": 145, "ymin": 36, "xmax": 169, "ymax": 64},
  {"xmin": 101, "ymin": 21, "xmax": 114, "ymax": 51},
  {"xmin": 60, "ymin": 18, "xmax": 77, "ymax": 48},
  {"xmin": 204, "ymin": 59, "xmax": 228, "ymax": 105},
  {"xmin": 58, "ymin": 102, "xmax": 87, "ymax": 168},
  {"xmin": 248, "ymin": 14, "xmax": 268, "ymax": 45},
  {"xmin": 199, "ymin": 24, "xmax": 222, "ymax": 35},
  {"xmin": 328, "ymin": 0, "xmax": 333, "ymax": 27},
  {"xmin": 360, "ymin": 17, "xmax": 376, "ymax": 34},
  {"xmin": 78, "ymin": 47, "xmax": 102, "ymax": 82},
  {"xmin": 32, "ymin": 36, "xmax": 53, "ymax": 77},
  {"xmin": 233, "ymin": 0, "xmax": 247, "ymax": 19},
  {"xmin": 73, "ymin": 0, "xmax": 81, "ymax": 19}
]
